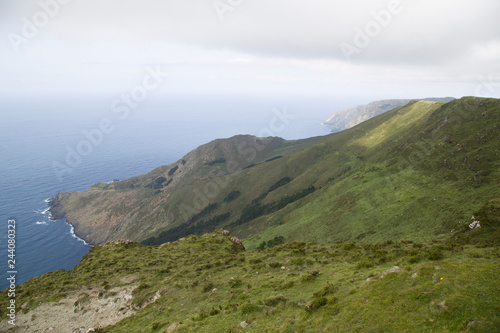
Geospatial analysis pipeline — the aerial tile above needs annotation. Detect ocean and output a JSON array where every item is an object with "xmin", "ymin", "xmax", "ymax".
[{"xmin": 0, "ymin": 93, "xmax": 354, "ymax": 290}]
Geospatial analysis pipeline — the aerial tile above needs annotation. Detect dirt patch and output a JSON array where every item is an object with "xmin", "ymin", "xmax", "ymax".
[{"xmin": 0, "ymin": 284, "xmax": 137, "ymax": 332}]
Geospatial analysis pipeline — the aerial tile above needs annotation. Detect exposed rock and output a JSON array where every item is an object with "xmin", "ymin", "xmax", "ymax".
[
  {"xmin": 437, "ymin": 300, "xmax": 448, "ymax": 310},
  {"xmin": 385, "ymin": 266, "xmax": 403, "ymax": 274},
  {"xmin": 230, "ymin": 237, "xmax": 246, "ymax": 250},
  {"xmin": 0, "ymin": 285, "xmax": 136, "ymax": 332},
  {"xmin": 167, "ymin": 322, "xmax": 182, "ymax": 332},
  {"xmin": 240, "ymin": 321, "xmax": 248, "ymax": 328},
  {"xmin": 221, "ymin": 230, "xmax": 230, "ymax": 236}
]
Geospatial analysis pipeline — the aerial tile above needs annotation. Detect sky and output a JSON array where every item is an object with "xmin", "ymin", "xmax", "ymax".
[{"xmin": 1, "ymin": 0, "xmax": 499, "ymax": 101}]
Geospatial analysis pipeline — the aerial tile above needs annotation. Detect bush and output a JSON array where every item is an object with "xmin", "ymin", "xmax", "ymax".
[
  {"xmin": 356, "ymin": 259, "xmax": 374, "ymax": 269},
  {"xmin": 280, "ymin": 280, "xmax": 294, "ymax": 290},
  {"xmin": 223, "ymin": 190, "xmax": 241, "ymax": 203},
  {"xmin": 301, "ymin": 272, "xmax": 318, "ymax": 282},
  {"xmin": 240, "ymin": 303, "xmax": 262, "ymax": 314},
  {"xmin": 263, "ymin": 295, "xmax": 287, "ymax": 307},
  {"xmin": 192, "ymin": 310, "xmax": 208, "ymax": 321},
  {"xmin": 205, "ymin": 158, "xmax": 226, "ymax": 166},
  {"xmin": 313, "ymin": 283, "xmax": 336, "ymax": 298},
  {"xmin": 427, "ymin": 247, "xmax": 444, "ymax": 260},
  {"xmin": 168, "ymin": 166, "xmax": 179, "ymax": 176},
  {"xmin": 408, "ymin": 255, "xmax": 421, "ymax": 264},
  {"xmin": 258, "ymin": 236, "xmax": 285, "ymax": 250},
  {"xmin": 228, "ymin": 278, "xmax": 243, "ymax": 288},
  {"xmin": 202, "ymin": 282, "xmax": 215, "ymax": 293},
  {"xmin": 305, "ymin": 297, "xmax": 327, "ymax": 312},
  {"xmin": 268, "ymin": 177, "xmax": 292, "ymax": 192}
]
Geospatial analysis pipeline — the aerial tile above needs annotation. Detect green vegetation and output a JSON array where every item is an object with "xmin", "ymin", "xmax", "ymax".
[
  {"xmin": 146, "ymin": 176, "xmax": 167, "ymax": 189},
  {"xmin": 168, "ymin": 166, "xmax": 179, "ymax": 176},
  {"xmin": 223, "ymin": 190, "xmax": 241, "ymax": 203},
  {"xmin": 257, "ymin": 235, "xmax": 285, "ymax": 250},
  {"xmin": 205, "ymin": 158, "xmax": 226, "ymax": 166},
  {"xmin": 267, "ymin": 176, "xmax": 292, "ymax": 193},
  {"xmin": 265, "ymin": 155, "xmax": 283, "ymax": 162},
  {"xmin": 2, "ymin": 228, "xmax": 498, "ymax": 332},
  {"xmin": 230, "ymin": 185, "xmax": 316, "ymax": 228}
]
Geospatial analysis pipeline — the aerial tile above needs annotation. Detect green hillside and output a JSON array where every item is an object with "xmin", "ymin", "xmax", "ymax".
[
  {"xmin": 50, "ymin": 97, "xmax": 499, "ymax": 249},
  {"xmin": 241, "ymin": 97, "xmax": 500, "ymax": 248},
  {"xmin": 1, "ymin": 225, "xmax": 498, "ymax": 332},
  {"xmin": 52, "ymin": 97, "xmax": 500, "ymax": 248}
]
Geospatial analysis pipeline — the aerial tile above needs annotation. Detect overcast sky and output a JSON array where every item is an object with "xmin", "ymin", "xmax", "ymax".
[{"xmin": 1, "ymin": 0, "xmax": 499, "ymax": 100}]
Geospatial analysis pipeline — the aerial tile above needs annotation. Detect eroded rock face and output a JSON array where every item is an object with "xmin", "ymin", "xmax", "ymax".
[{"xmin": 0, "ymin": 285, "xmax": 137, "ymax": 332}]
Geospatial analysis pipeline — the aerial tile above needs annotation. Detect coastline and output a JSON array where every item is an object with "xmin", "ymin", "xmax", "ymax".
[{"xmin": 47, "ymin": 195, "xmax": 93, "ymax": 246}]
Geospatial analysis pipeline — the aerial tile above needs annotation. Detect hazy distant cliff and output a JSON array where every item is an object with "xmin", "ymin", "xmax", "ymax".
[{"xmin": 323, "ymin": 97, "xmax": 455, "ymax": 133}]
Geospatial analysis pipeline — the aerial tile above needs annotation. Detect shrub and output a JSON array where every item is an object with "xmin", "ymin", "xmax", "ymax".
[
  {"xmin": 240, "ymin": 303, "xmax": 262, "ymax": 314},
  {"xmin": 228, "ymin": 279, "xmax": 243, "ymax": 288},
  {"xmin": 427, "ymin": 247, "xmax": 444, "ymax": 260},
  {"xmin": 168, "ymin": 166, "xmax": 178, "ymax": 176},
  {"xmin": 305, "ymin": 297, "xmax": 327, "ymax": 312},
  {"xmin": 356, "ymin": 259, "xmax": 374, "ymax": 269},
  {"xmin": 202, "ymin": 282, "xmax": 215, "ymax": 293},
  {"xmin": 192, "ymin": 310, "xmax": 208, "ymax": 321},
  {"xmin": 408, "ymin": 255, "xmax": 421, "ymax": 264},
  {"xmin": 301, "ymin": 272, "xmax": 318, "ymax": 282},
  {"xmin": 223, "ymin": 190, "xmax": 241, "ymax": 203},
  {"xmin": 280, "ymin": 280, "xmax": 295, "ymax": 290},
  {"xmin": 313, "ymin": 283, "xmax": 336, "ymax": 298},
  {"xmin": 249, "ymin": 258, "xmax": 263, "ymax": 264},
  {"xmin": 263, "ymin": 295, "xmax": 287, "ymax": 307}
]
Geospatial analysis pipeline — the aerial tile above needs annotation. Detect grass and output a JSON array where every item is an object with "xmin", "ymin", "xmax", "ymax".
[{"xmin": 1, "ymin": 228, "xmax": 498, "ymax": 332}]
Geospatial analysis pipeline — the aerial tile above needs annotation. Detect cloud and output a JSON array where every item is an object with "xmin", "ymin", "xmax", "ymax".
[{"xmin": 1, "ymin": 0, "xmax": 499, "ymax": 97}]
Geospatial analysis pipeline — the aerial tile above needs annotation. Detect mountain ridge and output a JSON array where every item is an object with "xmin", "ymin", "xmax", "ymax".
[
  {"xmin": 49, "ymin": 97, "xmax": 499, "ymax": 249},
  {"xmin": 323, "ymin": 97, "xmax": 456, "ymax": 133}
]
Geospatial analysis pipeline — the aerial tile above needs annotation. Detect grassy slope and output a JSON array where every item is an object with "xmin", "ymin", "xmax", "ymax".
[
  {"xmin": 1, "ymin": 225, "xmax": 498, "ymax": 332},
  {"xmin": 241, "ymin": 98, "xmax": 500, "ymax": 249}
]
